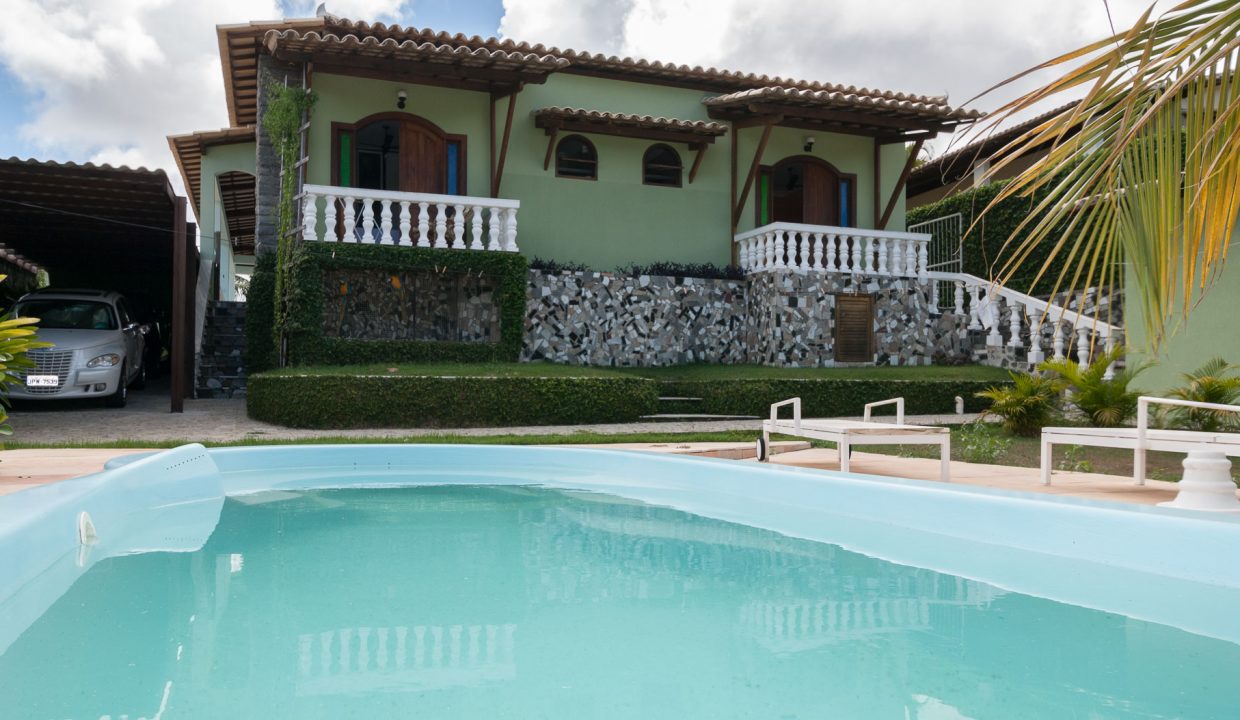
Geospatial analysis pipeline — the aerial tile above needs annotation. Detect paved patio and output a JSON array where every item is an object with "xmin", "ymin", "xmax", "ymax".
[
  {"xmin": 2, "ymin": 442, "xmax": 1222, "ymax": 509},
  {"xmin": 6, "ymin": 394, "xmax": 978, "ymax": 444}
]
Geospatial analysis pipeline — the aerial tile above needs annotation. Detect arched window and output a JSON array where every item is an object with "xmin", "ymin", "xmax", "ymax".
[
  {"xmin": 642, "ymin": 144, "xmax": 682, "ymax": 187},
  {"xmin": 555, "ymin": 135, "xmax": 597, "ymax": 180}
]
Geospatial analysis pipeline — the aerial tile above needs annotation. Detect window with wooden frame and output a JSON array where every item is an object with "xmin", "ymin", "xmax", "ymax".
[
  {"xmin": 555, "ymin": 135, "xmax": 597, "ymax": 180},
  {"xmin": 642, "ymin": 144, "xmax": 682, "ymax": 187},
  {"xmin": 833, "ymin": 293, "xmax": 875, "ymax": 363}
]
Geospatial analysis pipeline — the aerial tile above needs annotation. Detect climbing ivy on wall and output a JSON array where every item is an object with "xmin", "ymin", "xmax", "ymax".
[{"xmin": 260, "ymin": 74, "xmax": 317, "ymax": 365}]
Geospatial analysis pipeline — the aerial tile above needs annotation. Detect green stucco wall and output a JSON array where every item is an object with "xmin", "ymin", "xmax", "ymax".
[
  {"xmin": 306, "ymin": 71, "xmax": 901, "ymax": 269},
  {"xmin": 197, "ymin": 141, "xmax": 256, "ymax": 301},
  {"xmin": 1127, "ymin": 224, "xmax": 1240, "ymax": 392}
]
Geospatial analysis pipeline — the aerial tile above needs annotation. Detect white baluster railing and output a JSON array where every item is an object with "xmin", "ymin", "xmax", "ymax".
[
  {"xmin": 734, "ymin": 223, "xmax": 931, "ymax": 280},
  {"xmin": 927, "ymin": 271, "xmax": 1123, "ymax": 372},
  {"xmin": 301, "ymin": 184, "xmax": 520, "ymax": 252}
]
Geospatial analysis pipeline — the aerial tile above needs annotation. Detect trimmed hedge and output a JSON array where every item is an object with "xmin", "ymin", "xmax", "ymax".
[
  {"xmin": 280, "ymin": 243, "xmax": 528, "ymax": 366},
  {"xmin": 659, "ymin": 379, "xmax": 1003, "ymax": 417},
  {"xmin": 247, "ymin": 373, "xmax": 659, "ymax": 428},
  {"xmin": 906, "ymin": 179, "xmax": 1073, "ymax": 296},
  {"xmin": 244, "ymin": 252, "xmax": 278, "ymax": 373}
]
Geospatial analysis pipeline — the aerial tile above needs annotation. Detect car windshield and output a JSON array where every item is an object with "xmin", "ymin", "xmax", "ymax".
[{"xmin": 15, "ymin": 299, "xmax": 118, "ymax": 330}]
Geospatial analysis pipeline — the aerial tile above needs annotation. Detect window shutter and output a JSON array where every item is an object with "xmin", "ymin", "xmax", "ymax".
[{"xmin": 834, "ymin": 294, "xmax": 874, "ymax": 363}]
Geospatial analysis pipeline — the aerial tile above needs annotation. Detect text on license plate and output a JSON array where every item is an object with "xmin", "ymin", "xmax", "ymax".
[{"xmin": 25, "ymin": 375, "xmax": 59, "ymax": 388}]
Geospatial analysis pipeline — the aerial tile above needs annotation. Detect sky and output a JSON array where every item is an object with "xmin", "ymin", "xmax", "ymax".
[{"xmin": 0, "ymin": 0, "xmax": 1164, "ymax": 202}]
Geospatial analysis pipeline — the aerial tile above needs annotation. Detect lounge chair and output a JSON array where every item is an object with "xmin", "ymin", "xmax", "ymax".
[
  {"xmin": 760, "ymin": 397, "xmax": 952, "ymax": 482},
  {"xmin": 1040, "ymin": 396, "xmax": 1240, "ymax": 485}
]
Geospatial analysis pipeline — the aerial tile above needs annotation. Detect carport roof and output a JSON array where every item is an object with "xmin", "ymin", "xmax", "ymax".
[{"xmin": 0, "ymin": 157, "xmax": 180, "ymax": 275}]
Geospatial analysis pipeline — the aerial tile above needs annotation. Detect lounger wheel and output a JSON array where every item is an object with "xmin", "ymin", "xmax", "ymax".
[{"xmin": 755, "ymin": 437, "xmax": 769, "ymax": 462}]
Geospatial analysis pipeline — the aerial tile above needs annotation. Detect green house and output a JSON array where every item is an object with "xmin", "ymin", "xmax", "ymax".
[{"xmin": 170, "ymin": 13, "xmax": 978, "ymax": 300}]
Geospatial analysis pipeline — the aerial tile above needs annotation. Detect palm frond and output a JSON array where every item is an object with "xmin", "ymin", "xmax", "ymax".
[{"xmin": 969, "ymin": 0, "xmax": 1240, "ymax": 347}]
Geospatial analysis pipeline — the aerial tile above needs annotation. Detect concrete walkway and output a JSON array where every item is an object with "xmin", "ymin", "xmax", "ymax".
[
  {"xmin": 6, "ymin": 394, "xmax": 979, "ymax": 444},
  {"xmin": 1, "ymin": 442, "xmax": 1219, "ymax": 509}
]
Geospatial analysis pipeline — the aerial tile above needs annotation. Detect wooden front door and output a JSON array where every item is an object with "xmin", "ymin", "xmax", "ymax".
[
  {"xmin": 834, "ymin": 294, "xmax": 874, "ymax": 363},
  {"xmin": 762, "ymin": 156, "xmax": 851, "ymax": 227},
  {"xmin": 399, "ymin": 119, "xmax": 447, "ymax": 194},
  {"xmin": 802, "ymin": 161, "xmax": 838, "ymax": 225}
]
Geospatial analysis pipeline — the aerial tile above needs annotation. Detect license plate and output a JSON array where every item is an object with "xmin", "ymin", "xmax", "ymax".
[{"xmin": 25, "ymin": 375, "xmax": 59, "ymax": 388}]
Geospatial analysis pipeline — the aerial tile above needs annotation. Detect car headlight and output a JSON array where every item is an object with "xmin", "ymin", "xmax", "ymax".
[{"xmin": 86, "ymin": 353, "xmax": 121, "ymax": 368}]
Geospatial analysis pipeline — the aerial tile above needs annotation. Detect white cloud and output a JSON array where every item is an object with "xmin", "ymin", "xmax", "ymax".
[
  {"xmin": 0, "ymin": 0, "xmax": 284, "ymax": 198},
  {"xmin": 501, "ymin": 0, "xmax": 1168, "ymax": 154}
]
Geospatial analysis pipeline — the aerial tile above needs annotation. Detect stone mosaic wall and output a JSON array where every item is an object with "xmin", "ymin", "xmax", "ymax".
[
  {"xmin": 524, "ymin": 270, "xmax": 974, "ymax": 367},
  {"xmin": 523, "ymin": 271, "xmax": 746, "ymax": 366},
  {"xmin": 321, "ymin": 267, "xmax": 501, "ymax": 343}
]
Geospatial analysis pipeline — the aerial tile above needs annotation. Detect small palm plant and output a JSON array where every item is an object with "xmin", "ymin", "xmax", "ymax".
[
  {"xmin": 1163, "ymin": 357, "xmax": 1240, "ymax": 431},
  {"xmin": 976, "ymin": 371, "xmax": 1064, "ymax": 437},
  {"xmin": 0, "ymin": 277, "xmax": 50, "ymax": 434},
  {"xmin": 1039, "ymin": 345, "xmax": 1146, "ymax": 428}
]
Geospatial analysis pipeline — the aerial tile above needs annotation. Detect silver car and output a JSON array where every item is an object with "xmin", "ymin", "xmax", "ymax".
[{"xmin": 11, "ymin": 289, "xmax": 147, "ymax": 407}]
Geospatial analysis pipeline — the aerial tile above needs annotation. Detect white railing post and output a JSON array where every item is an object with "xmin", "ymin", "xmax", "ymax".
[
  {"xmin": 379, "ymin": 199, "xmax": 393, "ymax": 245},
  {"xmin": 470, "ymin": 207, "xmax": 484, "ymax": 250},
  {"xmin": 1103, "ymin": 333, "xmax": 1117, "ymax": 380},
  {"xmin": 323, "ymin": 194, "xmax": 338, "ymax": 242},
  {"xmin": 360, "ymin": 200, "xmax": 375, "ymax": 244},
  {"xmin": 1053, "ymin": 324, "xmax": 1066, "ymax": 360},
  {"xmin": 773, "ymin": 230, "xmax": 787, "ymax": 269},
  {"xmin": 849, "ymin": 235, "xmax": 861, "ymax": 275},
  {"xmin": 987, "ymin": 294, "xmax": 1003, "ymax": 346},
  {"xmin": 968, "ymin": 285, "xmax": 983, "ymax": 330},
  {"xmin": 953, "ymin": 281, "xmax": 965, "ymax": 316},
  {"xmin": 864, "ymin": 236, "xmax": 875, "ymax": 274},
  {"xmin": 504, "ymin": 207, "xmax": 519, "ymax": 252},
  {"xmin": 416, "ymin": 202, "xmax": 430, "ymax": 247},
  {"xmin": 890, "ymin": 238, "xmax": 903, "ymax": 276},
  {"xmin": 905, "ymin": 241, "xmax": 917, "ymax": 280},
  {"xmin": 485, "ymin": 208, "xmax": 500, "ymax": 251},
  {"xmin": 1028, "ymin": 314, "xmax": 1045, "ymax": 365},
  {"xmin": 812, "ymin": 233, "xmax": 824, "ymax": 270},
  {"xmin": 301, "ymin": 193, "xmax": 317, "ymax": 242},
  {"xmin": 918, "ymin": 239, "xmax": 929, "ymax": 280},
  {"xmin": 398, "ymin": 201, "xmax": 412, "ymax": 246},
  {"xmin": 826, "ymin": 233, "xmax": 838, "ymax": 272},
  {"xmin": 1076, "ymin": 326, "xmax": 1090, "ymax": 369},
  {"xmin": 877, "ymin": 237, "xmax": 888, "ymax": 275},
  {"xmin": 1007, "ymin": 299, "xmax": 1024, "ymax": 348},
  {"xmin": 433, "ymin": 203, "xmax": 448, "ymax": 248},
  {"xmin": 342, "ymin": 196, "xmax": 357, "ymax": 243},
  {"xmin": 451, "ymin": 204, "xmax": 466, "ymax": 249}
]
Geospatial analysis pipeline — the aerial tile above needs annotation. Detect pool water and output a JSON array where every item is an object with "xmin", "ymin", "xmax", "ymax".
[{"xmin": 2, "ymin": 485, "xmax": 1237, "ymax": 719}]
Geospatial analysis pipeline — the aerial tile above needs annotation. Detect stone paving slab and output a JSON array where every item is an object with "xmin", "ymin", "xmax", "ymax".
[{"xmin": 6, "ymin": 395, "xmax": 979, "ymax": 445}]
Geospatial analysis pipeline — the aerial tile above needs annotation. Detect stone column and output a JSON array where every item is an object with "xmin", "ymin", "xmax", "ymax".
[{"xmin": 254, "ymin": 54, "xmax": 304, "ymax": 258}]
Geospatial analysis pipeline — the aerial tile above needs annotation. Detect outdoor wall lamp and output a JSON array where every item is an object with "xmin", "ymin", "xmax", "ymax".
[
  {"xmin": 397, "ymin": 90, "xmax": 408, "ymax": 109},
  {"xmin": 803, "ymin": 136, "xmax": 816, "ymax": 152}
]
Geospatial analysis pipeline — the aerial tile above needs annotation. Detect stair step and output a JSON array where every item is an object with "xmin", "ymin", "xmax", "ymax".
[{"xmin": 639, "ymin": 413, "xmax": 760, "ymax": 422}]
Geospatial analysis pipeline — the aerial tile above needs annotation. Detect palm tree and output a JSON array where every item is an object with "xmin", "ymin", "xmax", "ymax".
[
  {"xmin": 1163, "ymin": 356, "xmax": 1240, "ymax": 430},
  {"xmin": 1039, "ymin": 345, "xmax": 1147, "ymax": 427},
  {"xmin": 971, "ymin": 0, "xmax": 1239, "ymax": 348}
]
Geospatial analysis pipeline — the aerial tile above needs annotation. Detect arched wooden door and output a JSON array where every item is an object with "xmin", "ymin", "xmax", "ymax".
[
  {"xmin": 760, "ymin": 156, "xmax": 854, "ymax": 227},
  {"xmin": 399, "ymin": 118, "xmax": 446, "ymax": 194}
]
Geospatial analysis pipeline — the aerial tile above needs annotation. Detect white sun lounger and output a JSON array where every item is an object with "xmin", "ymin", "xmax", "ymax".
[
  {"xmin": 1040, "ymin": 396, "xmax": 1240, "ymax": 485},
  {"xmin": 761, "ymin": 397, "xmax": 952, "ymax": 482}
]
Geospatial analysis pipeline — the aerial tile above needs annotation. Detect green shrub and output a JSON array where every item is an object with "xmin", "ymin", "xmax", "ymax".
[
  {"xmin": 976, "ymin": 371, "xmax": 1063, "ymax": 436},
  {"xmin": 280, "ymin": 243, "xmax": 528, "ymax": 366},
  {"xmin": 1163, "ymin": 357, "xmax": 1240, "ymax": 431},
  {"xmin": 244, "ymin": 252, "xmax": 278, "ymax": 373},
  {"xmin": 658, "ymin": 378, "xmax": 999, "ymax": 417},
  {"xmin": 247, "ymin": 373, "xmax": 658, "ymax": 428},
  {"xmin": 957, "ymin": 421, "xmax": 1013, "ymax": 463},
  {"xmin": 1039, "ymin": 345, "xmax": 1145, "ymax": 428}
]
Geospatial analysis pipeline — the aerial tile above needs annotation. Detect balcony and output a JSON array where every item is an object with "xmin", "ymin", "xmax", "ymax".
[
  {"xmin": 733, "ymin": 222, "xmax": 930, "ymax": 280},
  {"xmin": 301, "ymin": 184, "xmax": 520, "ymax": 252}
]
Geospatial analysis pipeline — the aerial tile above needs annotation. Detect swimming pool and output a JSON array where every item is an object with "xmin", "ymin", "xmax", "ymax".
[{"xmin": 2, "ymin": 444, "xmax": 1239, "ymax": 718}]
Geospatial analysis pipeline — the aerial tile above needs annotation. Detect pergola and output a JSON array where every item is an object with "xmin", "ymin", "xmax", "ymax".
[{"xmin": 0, "ymin": 157, "xmax": 198, "ymax": 412}]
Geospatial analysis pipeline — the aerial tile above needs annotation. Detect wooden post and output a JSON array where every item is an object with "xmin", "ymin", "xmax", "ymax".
[
  {"xmin": 732, "ymin": 122, "xmax": 774, "ymax": 229},
  {"xmin": 877, "ymin": 138, "xmax": 924, "ymax": 230},
  {"xmin": 542, "ymin": 126, "xmax": 559, "ymax": 171},
  {"xmin": 492, "ymin": 88, "xmax": 520, "ymax": 197},
  {"xmin": 489, "ymin": 94, "xmax": 496, "ymax": 197},
  {"xmin": 170, "ymin": 197, "xmax": 187, "ymax": 413},
  {"xmin": 872, "ymin": 139, "xmax": 881, "ymax": 228},
  {"xmin": 688, "ymin": 143, "xmax": 707, "ymax": 184}
]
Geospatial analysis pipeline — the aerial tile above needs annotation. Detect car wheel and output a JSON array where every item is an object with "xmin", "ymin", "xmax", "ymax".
[
  {"xmin": 105, "ymin": 363, "xmax": 128, "ymax": 408},
  {"xmin": 131, "ymin": 360, "xmax": 146, "ymax": 390}
]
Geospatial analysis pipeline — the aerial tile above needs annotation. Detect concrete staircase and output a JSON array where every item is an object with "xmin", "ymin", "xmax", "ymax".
[{"xmin": 196, "ymin": 300, "xmax": 247, "ymax": 399}]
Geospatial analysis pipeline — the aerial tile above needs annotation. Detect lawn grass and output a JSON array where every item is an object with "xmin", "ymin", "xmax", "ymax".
[{"xmin": 263, "ymin": 362, "xmax": 1010, "ymax": 382}]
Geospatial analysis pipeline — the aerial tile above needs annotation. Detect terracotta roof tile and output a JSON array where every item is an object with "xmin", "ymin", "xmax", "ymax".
[{"xmin": 533, "ymin": 107, "xmax": 728, "ymax": 136}]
